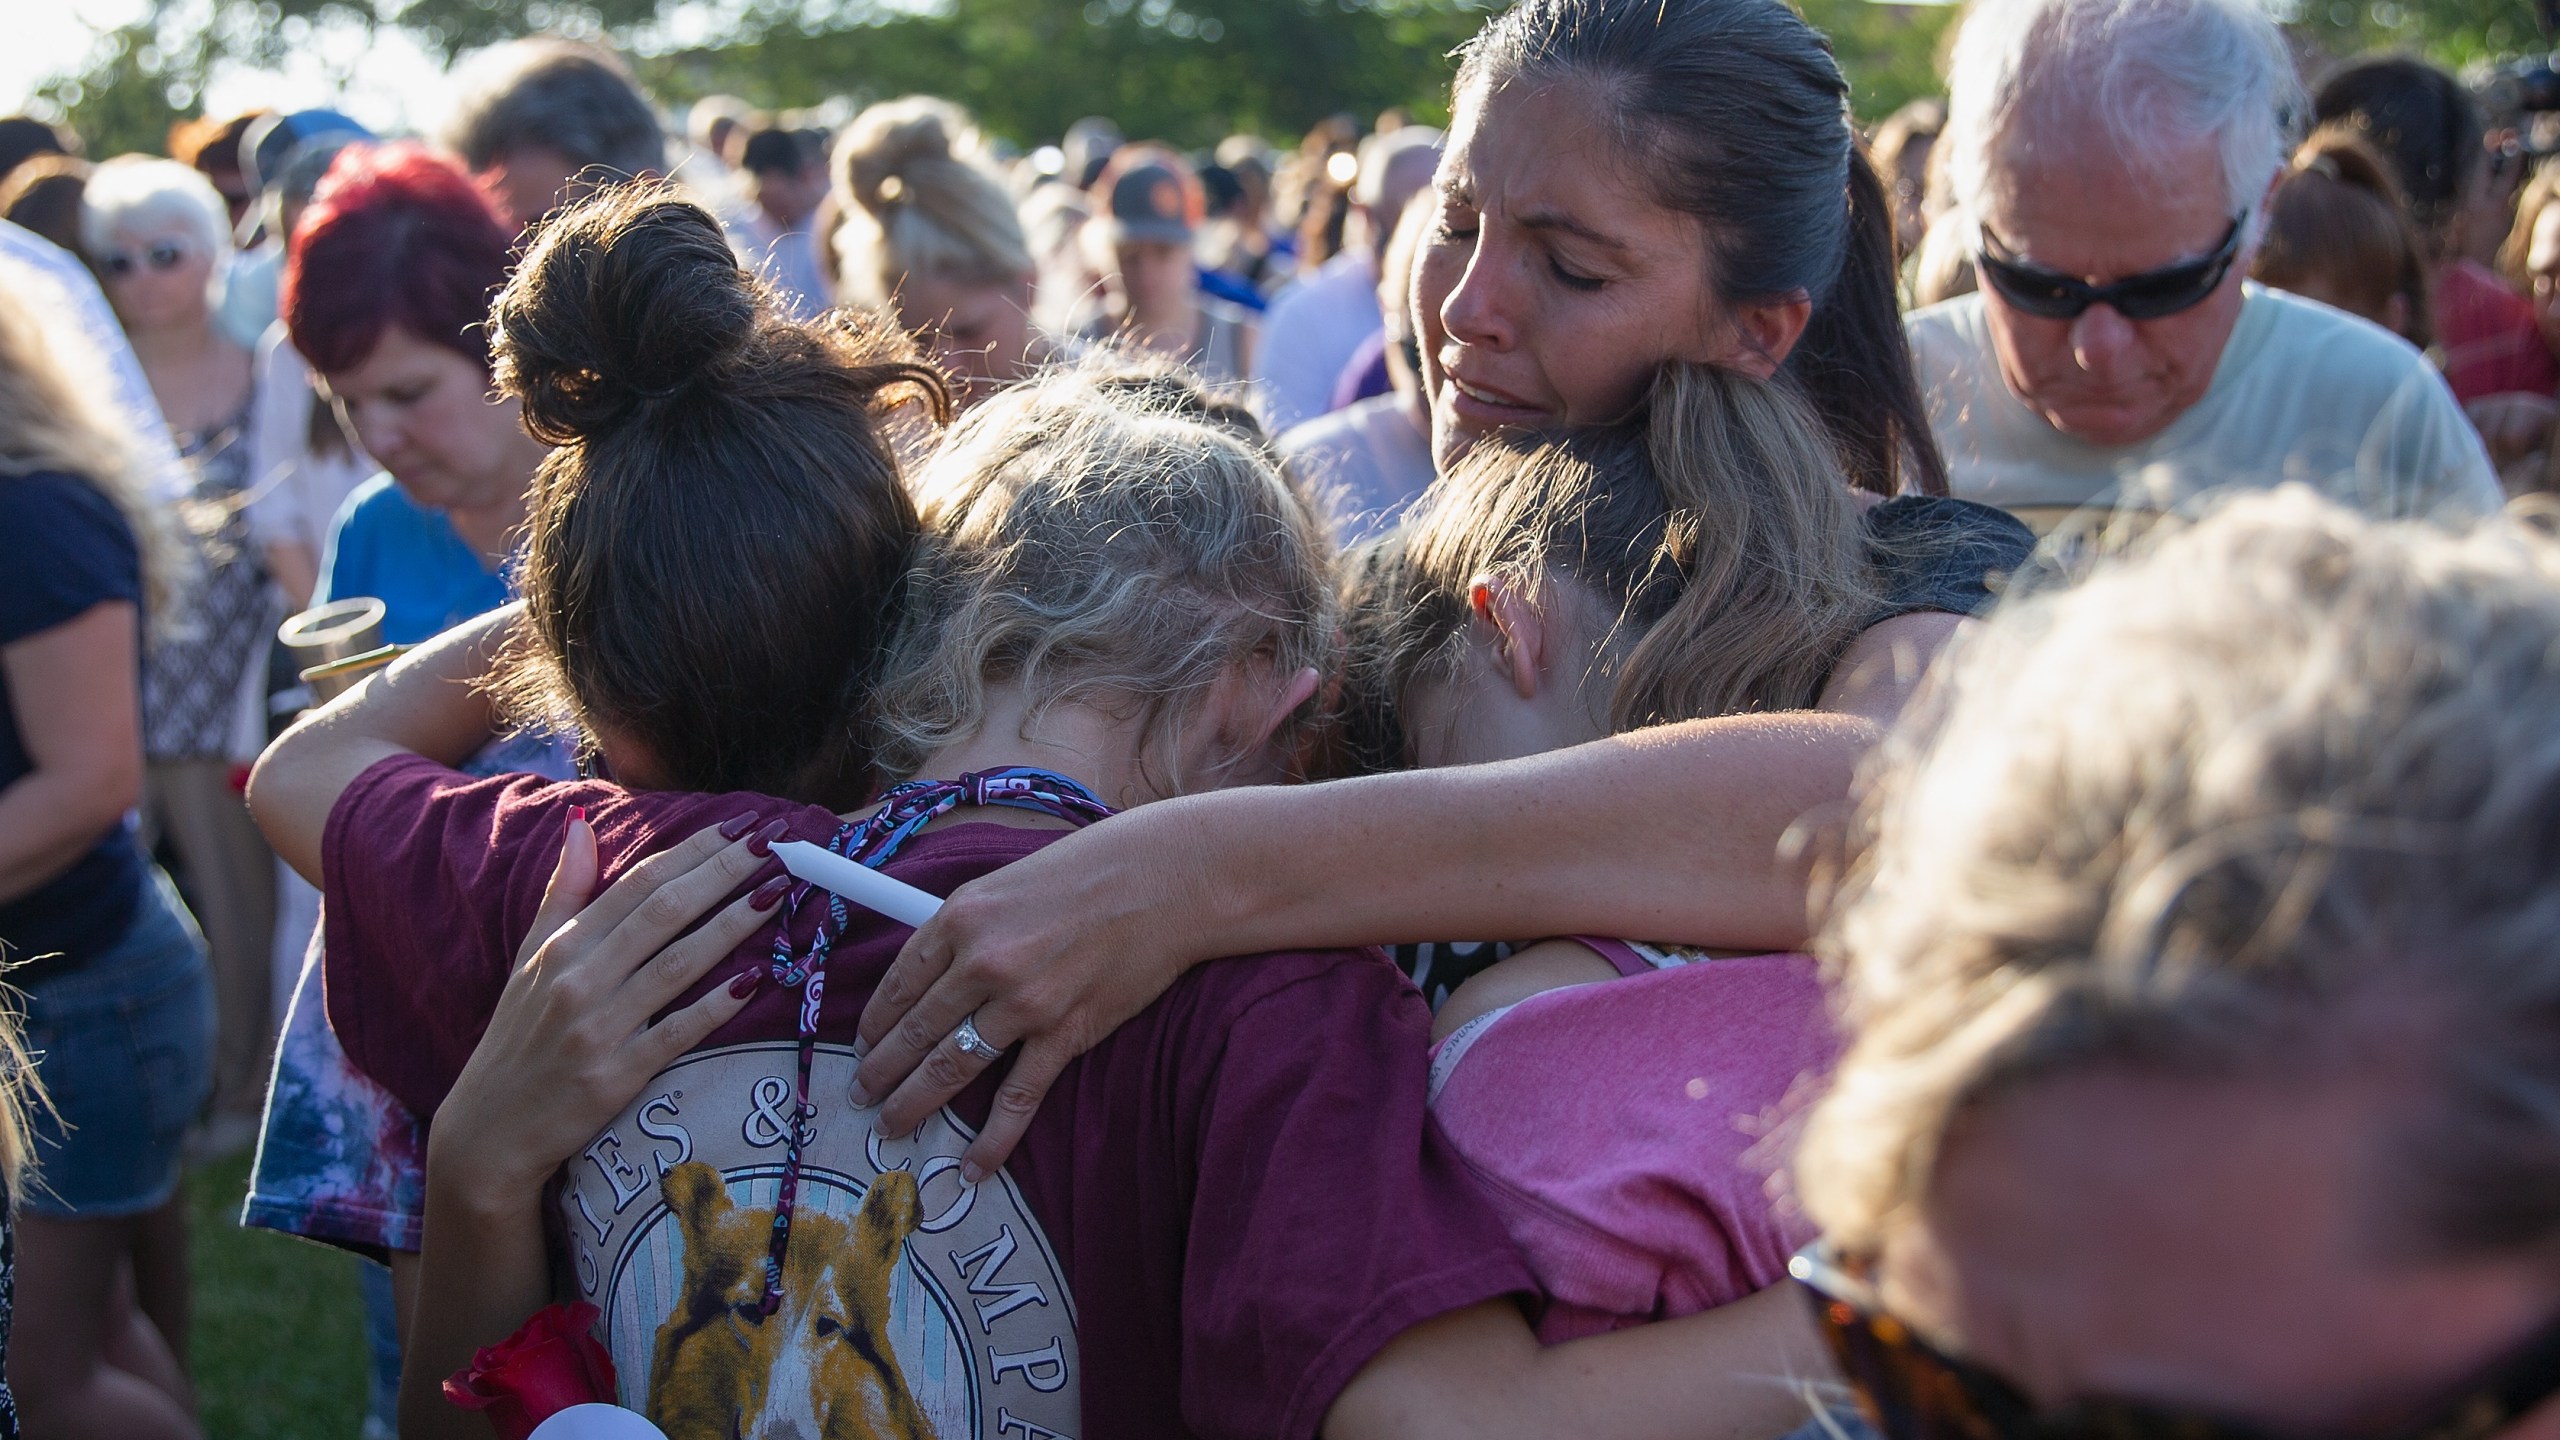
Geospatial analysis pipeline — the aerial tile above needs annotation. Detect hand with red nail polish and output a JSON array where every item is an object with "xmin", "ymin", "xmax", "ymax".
[
  {"xmin": 431, "ymin": 812, "xmax": 789, "ymax": 1226},
  {"xmin": 718, "ymin": 811, "xmax": 761, "ymax": 841},
  {"xmin": 746, "ymin": 816, "xmax": 791, "ymax": 857}
]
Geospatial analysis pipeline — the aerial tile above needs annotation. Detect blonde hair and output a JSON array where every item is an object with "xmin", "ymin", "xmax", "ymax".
[
  {"xmin": 832, "ymin": 98, "xmax": 1034, "ymax": 310},
  {"xmin": 1351, "ymin": 364, "xmax": 1880, "ymax": 766},
  {"xmin": 1800, "ymin": 488, "xmax": 2560, "ymax": 1262},
  {"xmin": 0, "ymin": 990, "xmax": 45, "ymax": 1202},
  {"xmin": 872, "ymin": 357, "xmax": 1335, "ymax": 784},
  {"xmin": 0, "ymin": 272, "xmax": 184, "ymax": 628}
]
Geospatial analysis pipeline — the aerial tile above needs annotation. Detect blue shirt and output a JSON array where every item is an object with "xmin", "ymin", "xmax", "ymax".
[
  {"xmin": 0, "ymin": 472, "xmax": 147, "ymax": 972},
  {"xmin": 314, "ymin": 475, "xmax": 514, "ymax": 645}
]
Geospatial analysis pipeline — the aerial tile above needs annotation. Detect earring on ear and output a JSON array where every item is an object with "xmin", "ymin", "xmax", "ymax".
[{"xmin": 1469, "ymin": 579, "xmax": 1509, "ymax": 657}]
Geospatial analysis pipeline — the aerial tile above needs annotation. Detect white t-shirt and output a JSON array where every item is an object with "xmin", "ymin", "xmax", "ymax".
[
  {"xmin": 731, "ymin": 209, "xmax": 831, "ymax": 322},
  {"xmin": 1908, "ymin": 284, "xmax": 2501, "ymax": 521},
  {"xmin": 1279, "ymin": 392, "xmax": 1437, "ymax": 546},
  {"xmin": 244, "ymin": 325, "xmax": 374, "ymax": 562},
  {"xmin": 1251, "ymin": 249, "xmax": 1381, "ymax": 433}
]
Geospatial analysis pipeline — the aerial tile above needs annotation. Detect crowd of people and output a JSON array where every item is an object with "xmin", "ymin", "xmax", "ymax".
[{"xmin": 2, "ymin": 0, "xmax": 2559, "ymax": 1436}]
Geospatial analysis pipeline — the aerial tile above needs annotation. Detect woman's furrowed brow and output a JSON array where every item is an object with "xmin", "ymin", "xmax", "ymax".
[{"xmin": 1516, "ymin": 208, "xmax": 1633, "ymax": 254}]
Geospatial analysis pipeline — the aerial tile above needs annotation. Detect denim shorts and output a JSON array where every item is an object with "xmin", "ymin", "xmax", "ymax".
[{"xmin": 20, "ymin": 872, "xmax": 214, "ymax": 1218}]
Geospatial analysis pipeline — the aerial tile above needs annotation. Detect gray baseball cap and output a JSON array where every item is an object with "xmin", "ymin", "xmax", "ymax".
[{"xmin": 1106, "ymin": 160, "xmax": 1198, "ymax": 246}]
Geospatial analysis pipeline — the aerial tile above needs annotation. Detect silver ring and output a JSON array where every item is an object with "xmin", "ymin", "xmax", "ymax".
[{"xmin": 952, "ymin": 1013, "xmax": 1003, "ymax": 1061}]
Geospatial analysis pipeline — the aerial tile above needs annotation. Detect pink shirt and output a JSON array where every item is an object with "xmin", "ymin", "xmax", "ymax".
[{"xmin": 1427, "ymin": 947, "xmax": 1837, "ymax": 1342}]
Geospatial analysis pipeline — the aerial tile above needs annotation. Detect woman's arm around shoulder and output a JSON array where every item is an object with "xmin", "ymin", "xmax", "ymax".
[
  {"xmin": 1324, "ymin": 1282, "xmax": 1831, "ymax": 1440},
  {"xmin": 247, "ymin": 602, "xmax": 519, "ymax": 883},
  {"xmin": 855, "ymin": 608, "xmax": 1973, "ymax": 1174}
]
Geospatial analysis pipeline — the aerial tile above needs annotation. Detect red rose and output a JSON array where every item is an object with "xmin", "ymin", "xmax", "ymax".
[{"xmin": 443, "ymin": 1302, "xmax": 620, "ymax": 1440}]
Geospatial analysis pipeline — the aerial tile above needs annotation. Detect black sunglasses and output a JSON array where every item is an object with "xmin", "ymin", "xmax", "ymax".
[
  {"xmin": 99, "ymin": 241, "xmax": 194, "ymax": 279},
  {"xmin": 1791, "ymin": 1243, "xmax": 2560, "ymax": 1440},
  {"xmin": 1976, "ymin": 217, "xmax": 2246, "ymax": 322}
]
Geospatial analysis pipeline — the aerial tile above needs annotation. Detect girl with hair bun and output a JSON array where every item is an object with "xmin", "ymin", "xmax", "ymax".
[
  {"xmin": 249, "ymin": 182, "xmax": 944, "ymax": 1437},
  {"xmin": 833, "ymin": 96, "xmax": 1053, "ymax": 409},
  {"xmin": 487, "ymin": 182, "xmax": 944, "ymax": 805},
  {"xmin": 2253, "ymin": 125, "xmax": 2432, "ymax": 346},
  {"xmin": 258, "ymin": 177, "xmax": 946, "ymax": 849}
]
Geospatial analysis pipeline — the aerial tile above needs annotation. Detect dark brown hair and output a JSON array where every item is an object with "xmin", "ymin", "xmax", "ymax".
[
  {"xmin": 489, "ymin": 183, "xmax": 949, "ymax": 807},
  {"xmin": 0, "ymin": 154, "xmax": 91, "ymax": 258},
  {"xmin": 2253, "ymin": 125, "xmax": 2432, "ymax": 347}
]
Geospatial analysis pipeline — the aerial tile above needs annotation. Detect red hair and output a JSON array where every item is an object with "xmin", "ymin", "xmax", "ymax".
[{"xmin": 283, "ymin": 141, "xmax": 515, "ymax": 376}]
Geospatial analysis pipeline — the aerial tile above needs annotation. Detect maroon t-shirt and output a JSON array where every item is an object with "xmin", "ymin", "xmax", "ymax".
[{"xmin": 323, "ymin": 755, "xmax": 1530, "ymax": 1438}]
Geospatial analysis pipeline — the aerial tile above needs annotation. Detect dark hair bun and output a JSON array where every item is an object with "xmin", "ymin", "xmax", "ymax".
[{"xmin": 493, "ymin": 183, "xmax": 761, "ymax": 444}]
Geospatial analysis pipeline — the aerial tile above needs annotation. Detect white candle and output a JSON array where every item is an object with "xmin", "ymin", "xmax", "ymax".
[
  {"xmin": 528, "ymin": 1405, "xmax": 667, "ymax": 1440},
  {"xmin": 771, "ymin": 841, "xmax": 946, "ymax": 929}
]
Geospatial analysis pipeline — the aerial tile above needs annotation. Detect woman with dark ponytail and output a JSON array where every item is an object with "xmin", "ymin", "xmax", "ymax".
[
  {"xmin": 1420, "ymin": 0, "xmax": 1942, "ymax": 498},
  {"xmin": 832, "ymin": 0, "xmax": 2029, "ymax": 1166}
]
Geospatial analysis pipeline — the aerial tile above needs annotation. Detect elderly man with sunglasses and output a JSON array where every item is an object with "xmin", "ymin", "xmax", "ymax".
[
  {"xmin": 1907, "ymin": 0, "xmax": 2499, "ymax": 525},
  {"xmin": 1787, "ymin": 488, "xmax": 2560, "ymax": 1440}
]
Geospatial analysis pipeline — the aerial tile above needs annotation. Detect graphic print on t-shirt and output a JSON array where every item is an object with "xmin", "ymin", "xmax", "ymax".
[{"xmin": 559, "ymin": 1042, "xmax": 1080, "ymax": 1440}]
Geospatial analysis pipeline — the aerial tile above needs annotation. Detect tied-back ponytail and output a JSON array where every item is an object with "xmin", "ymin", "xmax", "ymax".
[{"xmin": 1793, "ymin": 149, "xmax": 1948, "ymax": 497}]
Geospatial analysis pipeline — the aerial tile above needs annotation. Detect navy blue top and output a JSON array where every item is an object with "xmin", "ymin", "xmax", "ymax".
[{"xmin": 0, "ymin": 472, "xmax": 146, "ymax": 974}]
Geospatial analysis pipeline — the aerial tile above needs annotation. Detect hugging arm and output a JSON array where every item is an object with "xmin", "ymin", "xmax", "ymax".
[
  {"xmin": 402, "ymin": 818, "xmax": 781, "ymax": 1440},
  {"xmin": 246, "ymin": 603, "xmax": 522, "ymax": 883},
  {"xmin": 1325, "ymin": 1282, "xmax": 1832, "ymax": 1440},
  {"xmin": 855, "ymin": 610, "xmax": 1966, "ymax": 1173}
]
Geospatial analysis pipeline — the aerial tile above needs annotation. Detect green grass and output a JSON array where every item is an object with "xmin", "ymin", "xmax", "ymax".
[{"xmin": 185, "ymin": 1152, "xmax": 374, "ymax": 1440}]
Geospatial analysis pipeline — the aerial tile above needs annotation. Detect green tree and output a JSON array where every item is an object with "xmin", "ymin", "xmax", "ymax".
[
  {"xmin": 25, "ymin": 0, "xmax": 1969, "ymax": 163},
  {"xmin": 2284, "ymin": 0, "xmax": 2543, "ymax": 72},
  {"xmin": 36, "ymin": 14, "xmax": 208, "ymax": 161},
  {"xmin": 1808, "ymin": 0, "xmax": 1961, "ymax": 120},
  {"xmin": 637, "ymin": 0, "xmax": 1494, "ymax": 147}
]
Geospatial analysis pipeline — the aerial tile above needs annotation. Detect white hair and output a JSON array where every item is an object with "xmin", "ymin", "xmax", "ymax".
[
  {"xmin": 79, "ymin": 155, "xmax": 234, "ymax": 263},
  {"xmin": 1799, "ymin": 487, "xmax": 2560, "ymax": 1262},
  {"xmin": 1943, "ymin": 0, "xmax": 2303, "ymax": 233}
]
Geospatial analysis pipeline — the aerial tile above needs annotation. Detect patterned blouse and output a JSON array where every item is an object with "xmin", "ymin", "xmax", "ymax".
[{"xmin": 143, "ymin": 388, "xmax": 275, "ymax": 761}]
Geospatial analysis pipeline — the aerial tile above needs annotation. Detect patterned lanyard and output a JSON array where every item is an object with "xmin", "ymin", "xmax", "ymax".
[{"xmin": 755, "ymin": 766, "xmax": 1116, "ymax": 1314}]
